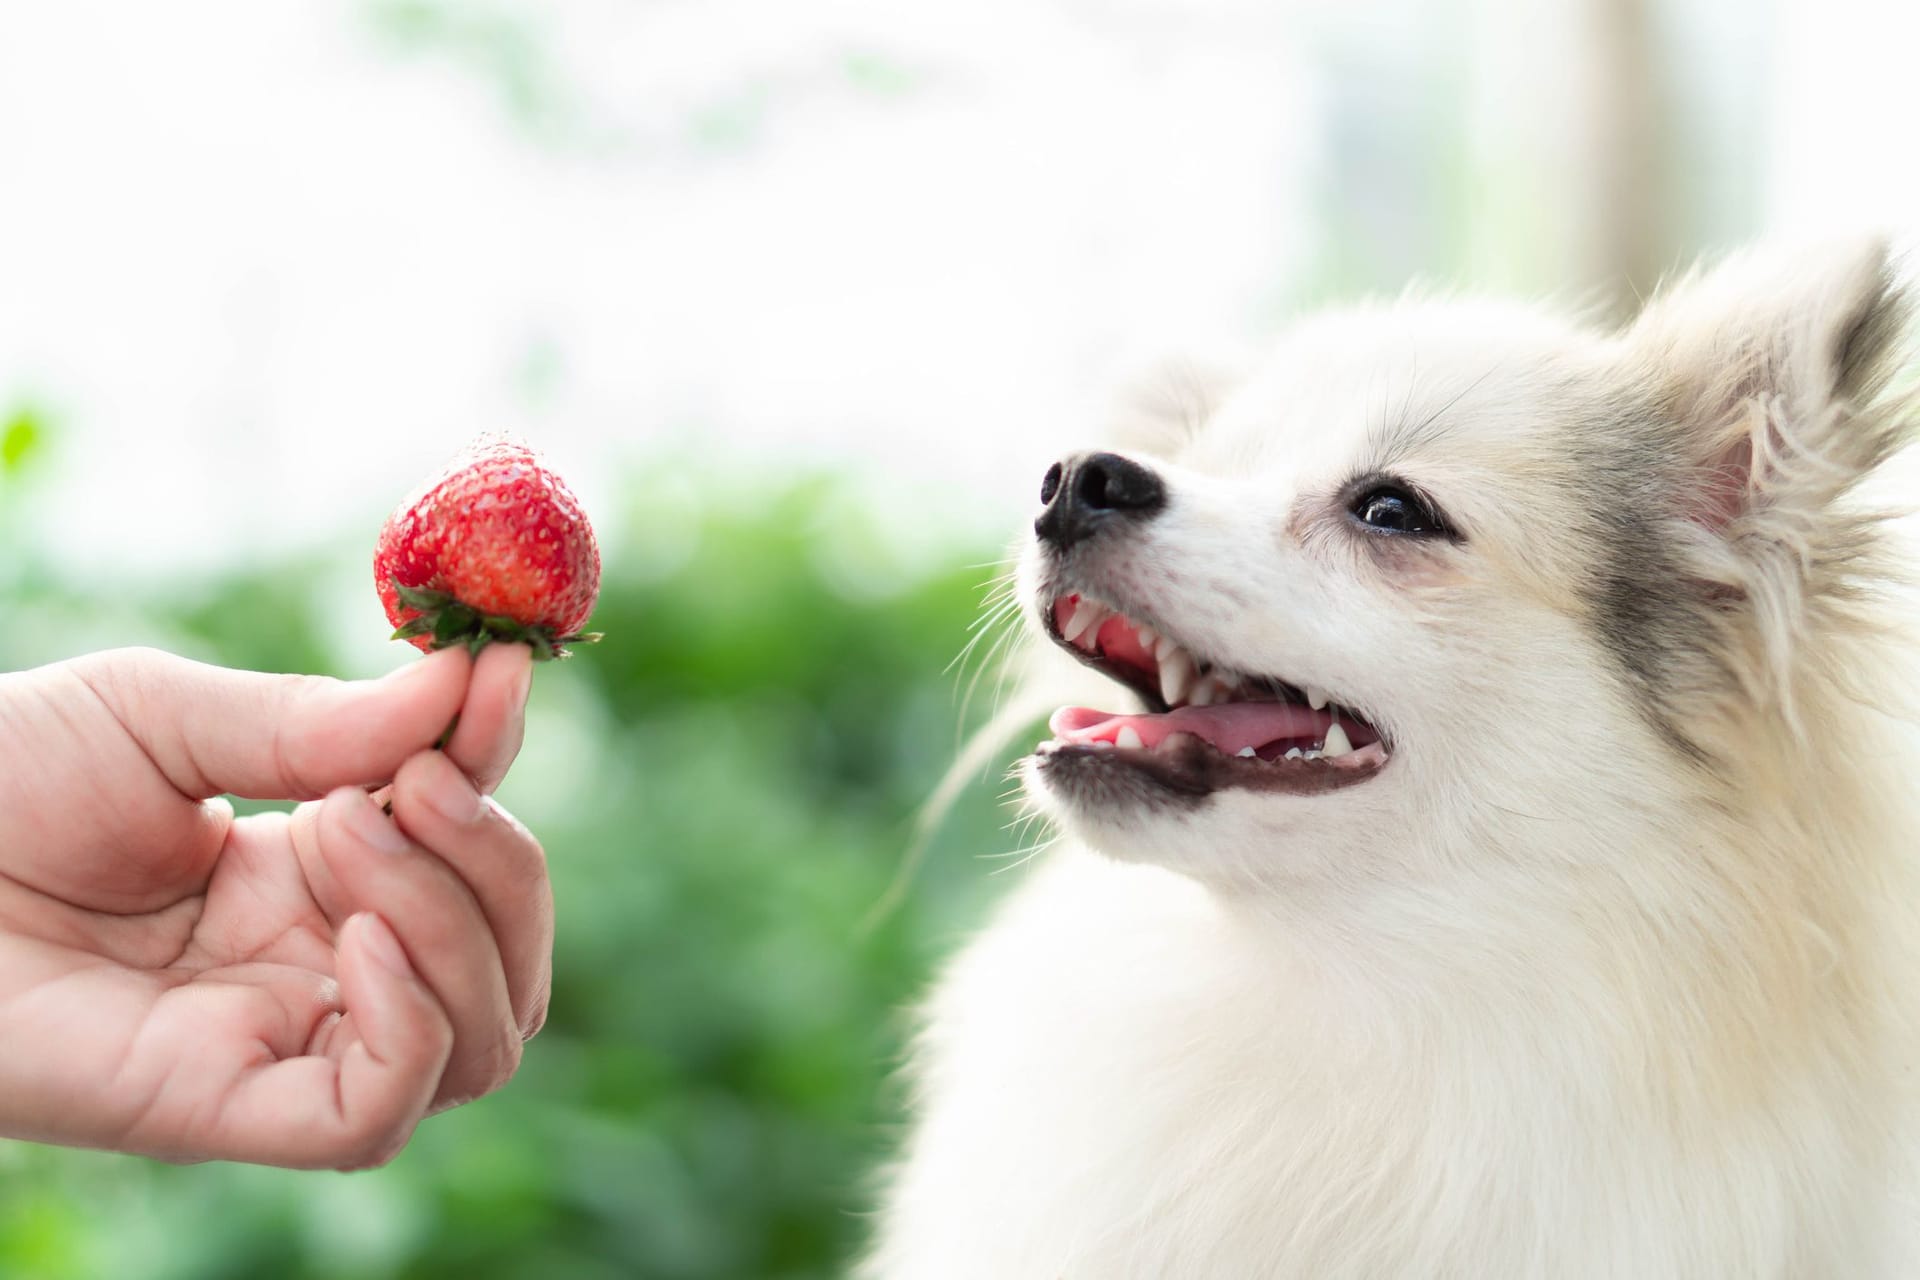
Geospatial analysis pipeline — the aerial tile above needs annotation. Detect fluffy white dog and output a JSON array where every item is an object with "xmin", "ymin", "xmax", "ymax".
[{"xmin": 864, "ymin": 239, "xmax": 1920, "ymax": 1278}]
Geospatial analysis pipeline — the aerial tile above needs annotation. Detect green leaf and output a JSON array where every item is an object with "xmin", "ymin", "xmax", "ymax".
[
  {"xmin": 393, "ymin": 581, "xmax": 455, "ymax": 610},
  {"xmin": 433, "ymin": 604, "xmax": 478, "ymax": 644},
  {"xmin": 390, "ymin": 617, "xmax": 435, "ymax": 640},
  {"xmin": 0, "ymin": 409, "xmax": 42, "ymax": 476}
]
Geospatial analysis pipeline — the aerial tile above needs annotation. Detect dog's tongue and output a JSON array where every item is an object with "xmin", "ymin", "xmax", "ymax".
[{"xmin": 1049, "ymin": 701, "xmax": 1328, "ymax": 754}]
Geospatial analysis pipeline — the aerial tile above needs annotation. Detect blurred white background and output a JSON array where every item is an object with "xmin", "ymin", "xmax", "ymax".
[{"xmin": 3, "ymin": 0, "xmax": 1917, "ymax": 580}]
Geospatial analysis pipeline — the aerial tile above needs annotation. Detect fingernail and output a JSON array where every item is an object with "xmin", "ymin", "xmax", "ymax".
[
  {"xmin": 356, "ymin": 912, "xmax": 414, "ymax": 977},
  {"xmin": 343, "ymin": 787, "xmax": 413, "ymax": 855},
  {"xmin": 423, "ymin": 757, "xmax": 484, "ymax": 824}
]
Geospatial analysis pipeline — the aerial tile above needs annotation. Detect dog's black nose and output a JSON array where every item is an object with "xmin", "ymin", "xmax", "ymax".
[{"xmin": 1034, "ymin": 451, "xmax": 1166, "ymax": 551}]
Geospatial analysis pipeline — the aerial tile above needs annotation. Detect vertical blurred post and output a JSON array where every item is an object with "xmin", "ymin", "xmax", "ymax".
[
  {"xmin": 1567, "ymin": 0, "xmax": 1664, "ymax": 320},
  {"xmin": 1453, "ymin": 0, "xmax": 1769, "ymax": 315},
  {"xmin": 1308, "ymin": 0, "xmax": 1763, "ymax": 315},
  {"xmin": 1459, "ymin": 0, "xmax": 1674, "ymax": 317}
]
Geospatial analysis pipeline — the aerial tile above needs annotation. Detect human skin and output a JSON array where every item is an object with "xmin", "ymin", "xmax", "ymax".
[{"xmin": 0, "ymin": 642, "xmax": 552, "ymax": 1169}]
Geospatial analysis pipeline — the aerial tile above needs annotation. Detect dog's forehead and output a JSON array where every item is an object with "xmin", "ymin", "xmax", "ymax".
[{"xmin": 1189, "ymin": 302, "xmax": 1606, "ymax": 480}]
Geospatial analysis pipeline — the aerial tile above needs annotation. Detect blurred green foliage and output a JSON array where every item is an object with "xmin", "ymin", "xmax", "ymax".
[
  {"xmin": 0, "ymin": 472, "xmax": 1030, "ymax": 1279},
  {"xmin": 1, "ymin": 406, "xmax": 43, "ymax": 477},
  {"xmin": 365, "ymin": 0, "xmax": 573, "ymax": 138},
  {"xmin": 360, "ymin": 0, "xmax": 922, "ymax": 158}
]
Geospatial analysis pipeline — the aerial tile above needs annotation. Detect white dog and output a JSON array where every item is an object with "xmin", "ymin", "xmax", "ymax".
[{"xmin": 864, "ymin": 239, "xmax": 1920, "ymax": 1278}]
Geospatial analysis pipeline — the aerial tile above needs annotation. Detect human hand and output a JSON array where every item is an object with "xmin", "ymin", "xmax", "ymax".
[{"xmin": 0, "ymin": 643, "xmax": 552, "ymax": 1169}]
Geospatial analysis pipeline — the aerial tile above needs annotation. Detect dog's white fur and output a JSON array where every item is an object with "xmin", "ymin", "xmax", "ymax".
[{"xmin": 864, "ymin": 240, "xmax": 1920, "ymax": 1278}]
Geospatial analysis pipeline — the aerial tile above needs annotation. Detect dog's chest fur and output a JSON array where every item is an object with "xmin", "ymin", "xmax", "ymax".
[{"xmin": 868, "ymin": 851, "xmax": 1902, "ymax": 1279}]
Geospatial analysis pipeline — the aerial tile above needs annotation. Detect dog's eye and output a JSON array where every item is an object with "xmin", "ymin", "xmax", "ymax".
[{"xmin": 1348, "ymin": 482, "xmax": 1449, "ymax": 537}]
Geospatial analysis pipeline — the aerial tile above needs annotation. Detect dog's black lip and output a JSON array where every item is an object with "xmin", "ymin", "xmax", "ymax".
[{"xmin": 1035, "ymin": 733, "xmax": 1385, "ymax": 799}]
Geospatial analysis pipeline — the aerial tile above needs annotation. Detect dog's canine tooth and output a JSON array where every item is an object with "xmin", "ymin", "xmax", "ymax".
[
  {"xmin": 1306, "ymin": 686, "xmax": 1329, "ymax": 711},
  {"xmin": 1063, "ymin": 599, "xmax": 1108, "ymax": 644},
  {"xmin": 1115, "ymin": 726, "xmax": 1145, "ymax": 750},
  {"xmin": 1322, "ymin": 722, "xmax": 1353, "ymax": 758},
  {"xmin": 1154, "ymin": 633, "xmax": 1180, "ymax": 663},
  {"xmin": 1159, "ymin": 648, "xmax": 1196, "ymax": 706}
]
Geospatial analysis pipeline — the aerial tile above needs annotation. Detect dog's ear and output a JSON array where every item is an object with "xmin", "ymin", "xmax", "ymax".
[
  {"xmin": 1098, "ymin": 352, "xmax": 1249, "ymax": 457},
  {"xmin": 1626, "ymin": 239, "xmax": 1914, "ymax": 723},
  {"xmin": 1628, "ymin": 236, "xmax": 1909, "ymax": 535}
]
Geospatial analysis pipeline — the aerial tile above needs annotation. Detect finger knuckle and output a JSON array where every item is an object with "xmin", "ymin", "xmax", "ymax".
[
  {"xmin": 98, "ymin": 644, "xmax": 173, "ymax": 674},
  {"xmin": 71, "ymin": 646, "xmax": 169, "ymax": 713},
  {"xmin": 275, "ymin": 673, "xmax": 344, "ymax": 795}
]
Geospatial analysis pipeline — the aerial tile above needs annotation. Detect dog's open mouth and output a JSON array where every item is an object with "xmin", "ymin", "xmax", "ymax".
[{"xmin": 1035, "ymin": 592, "xmax": 1389, "ymax": 796}]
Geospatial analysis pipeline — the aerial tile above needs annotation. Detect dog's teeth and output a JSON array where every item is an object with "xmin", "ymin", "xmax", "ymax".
[
  {"xmin": 1236, "ymin": 746, "xmax": 1257, "ymax": 758},
  {"xmin": 1135, "ymin": 625, "xmax": 1157, "ymax": 649},
  {"xmin": 1089, "ymin": 739, "xmax": 1115, "ymax": 750},
  {"xmin": 1063, "ymin": 599, "xmax": 1108, "ymax": 644},
  {"xmin": 1159, "ymin": 648, "xmax": 1196, "ymax": 706},
  {"xmin": 1322, "ymin": 722, "xmax": 1353, "ymax": 758},
  {"xmin": 1154, "ymin": 633, "xmax": 1180, "ymax": 662},
  {"xmin": 1306, "ymin": 686, "xmax": 1329, "ymax": 711},
  {"xmin": 1284, "ymin": 747, "xmax": 1304, "ymax": 760},
  {"xmin": 1114, "ymin": 726, "xmax": 1145, "ymax": 750},
  {"xmin": 1304, "ymin": 749, "xmax": 1323, "ymax": 760}
]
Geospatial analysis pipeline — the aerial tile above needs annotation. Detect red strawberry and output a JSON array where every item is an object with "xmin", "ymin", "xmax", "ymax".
[{"xmin": 375, "ymin": 439, "xmax": 602, "ymax": 660}]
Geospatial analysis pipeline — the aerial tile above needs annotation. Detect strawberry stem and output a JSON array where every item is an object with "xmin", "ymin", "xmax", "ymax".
[{"xmin": 388, "ymin": 579, "xmax": 601, "ymax": 660}]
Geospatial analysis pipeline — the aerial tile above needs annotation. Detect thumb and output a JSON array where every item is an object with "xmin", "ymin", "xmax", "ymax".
[{"xmin": 74, "ymin": 645, "xmax": 473, "ymax": 800}]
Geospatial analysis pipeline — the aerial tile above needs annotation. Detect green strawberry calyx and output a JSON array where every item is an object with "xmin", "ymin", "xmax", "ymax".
[{"xmin": 389, "ymin": 580, "xmax": 602, "ymax": 661}]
